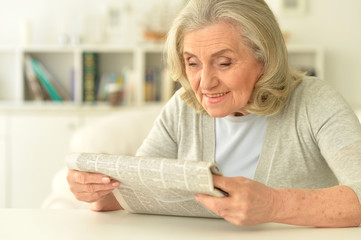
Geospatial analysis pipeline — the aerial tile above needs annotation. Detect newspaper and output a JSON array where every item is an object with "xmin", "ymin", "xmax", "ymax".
[{"xmin": 65, "ymin": 152, "xmax": 226, "ymax": 218}]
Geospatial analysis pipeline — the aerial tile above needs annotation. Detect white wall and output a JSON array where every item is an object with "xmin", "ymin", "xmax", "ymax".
[
  {"xmin": 1, "ymin": 0, "xmax": 360, "ymax": 106},
  {"xmin": 269, "ymin": 0, "xmax": 361, "ymax": 108},
  {"xmin": 0, "ymin": 0, "xmax": 184, "ymax": 44}
]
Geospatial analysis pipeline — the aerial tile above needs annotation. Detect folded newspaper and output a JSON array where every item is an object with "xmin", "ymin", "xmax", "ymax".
[{"xmin": 65, "ymin": 153, "xmax": 226, "ymax": 218}]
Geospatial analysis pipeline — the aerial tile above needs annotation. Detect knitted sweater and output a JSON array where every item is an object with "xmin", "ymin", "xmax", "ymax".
[{"xmin": 137, "ymin": 77, "xmax": 361, "ymax": 206}]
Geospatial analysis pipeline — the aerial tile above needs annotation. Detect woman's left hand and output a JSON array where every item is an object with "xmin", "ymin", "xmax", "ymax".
[{"xmin": 195, "ymin": 175, "xmax": 281, "ymax": 226}]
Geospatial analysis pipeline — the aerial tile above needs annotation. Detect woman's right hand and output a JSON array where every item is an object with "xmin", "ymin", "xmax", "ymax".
[{"xmin": 67, "ymin": 168, "xmax": 122, "ymax": 211}]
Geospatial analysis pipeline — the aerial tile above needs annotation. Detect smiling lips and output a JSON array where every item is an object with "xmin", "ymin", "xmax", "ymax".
[
  {"xmin": 203, "ymin": 91, "xmax": 230, "ymax": 103},
  {"xmin": 205, "ymin": 92, "xmax": 229, "ymax": 98}
]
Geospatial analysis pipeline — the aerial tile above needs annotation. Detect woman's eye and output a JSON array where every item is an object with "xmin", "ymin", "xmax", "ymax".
[
  {"xmin": 220, "ymin": 63, "xmax": 232, "ymax": 67},
  {"xmin": 188, "ymin": 61, "xmax": 201, "ymax": 67},
  {"xmin": 217, "ymin": 57, "xmax": 232, "ymax": 67}
]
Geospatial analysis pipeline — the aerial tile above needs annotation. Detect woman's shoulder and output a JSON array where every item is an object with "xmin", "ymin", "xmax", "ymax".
[
  {"xmin": 290, "ymin": 76, "xmax": 343, "ymax": 108},
  {"xmin": 162, "ymin": 88, "xmax": 197, "ymax": 115},
  {"xmin": 285, "ymin": 76, "xmax": 356, "ymax": 126},
  {"xmin": 293, "ymin": 76, "xmax": 333, "ymax": 97}
]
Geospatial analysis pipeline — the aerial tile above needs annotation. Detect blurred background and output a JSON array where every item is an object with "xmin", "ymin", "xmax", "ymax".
[
  {"xmin": 0, "ymin": 0, "xmax": 360, "ymax": 209},
  {"xmin": 0, "ymin": 0, "xmax": 360, "ymax": 105}
]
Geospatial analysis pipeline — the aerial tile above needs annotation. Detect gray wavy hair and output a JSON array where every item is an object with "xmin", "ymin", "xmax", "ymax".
[{"xmin": 165, "ymin": 0, "xmax": 303, "ymax": 116}]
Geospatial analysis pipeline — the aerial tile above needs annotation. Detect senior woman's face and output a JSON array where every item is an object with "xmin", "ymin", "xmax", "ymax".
[{"xmin": 183, "ymin": 22, "xmax": 263, "ymax": 117}]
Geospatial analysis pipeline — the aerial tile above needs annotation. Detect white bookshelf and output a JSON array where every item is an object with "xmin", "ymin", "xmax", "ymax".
[
  {"xmin": 0, "ymin": 43, "xmax": 324, "ymax": 110},
  {"xmin": 0, "ymin": 43, "xmax": 168, "ymax": 109}
]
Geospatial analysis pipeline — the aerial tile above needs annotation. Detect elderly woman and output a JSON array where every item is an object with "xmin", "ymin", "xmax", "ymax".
[{"xmin": 67, "ymin": 0, "xmax": 361, "ymax": 227}]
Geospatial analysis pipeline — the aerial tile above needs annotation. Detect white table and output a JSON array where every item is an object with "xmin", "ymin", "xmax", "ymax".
[{"xmin": 0, "ymin": 209, "xmax": 360, "ymax": 240}]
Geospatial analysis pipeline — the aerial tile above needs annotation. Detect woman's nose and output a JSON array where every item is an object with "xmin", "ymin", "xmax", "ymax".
[{"xmin": 200, "ymin": 66, "xmax": 218, "ymax": 90}]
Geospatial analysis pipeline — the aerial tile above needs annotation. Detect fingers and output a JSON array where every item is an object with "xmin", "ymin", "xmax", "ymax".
[
  {"xmin": 67, "ymin": 169, "xmax": 115, "ymax": 184},
  {"xmin": 212, "ymin": 175, "xmax": 249, "ymax": 195},
  {"xmin": 199, "ymin": 176, "xmax": 278, "ymax": 226},
  {"xmin": 67, "ymin": 168, "xmax": 120, "ymax": 203},
  {"xmin": 212, "ymin": 175, "xmax": 232, "ymax": 195},
  {"xmin": 76, "ymin": 180, "xmax": 120, "ymax": 193},
  {"xmin": 75, "ymin": 189, "xmax": 115, "ymax": 203},
  {"xmin": 196, "ymin": 193, "xmax": 259, "ymax": 226},
  {"xmin": 195, "ymin": 175, "xmax": 236, "ymax": 216},
  {"xmin": 195, "ymin": 193, "xmax": 230, "ymax": 217},
  {"xmin": 196, "ymin": 192, "xmax": 249, "ymax": 224}
]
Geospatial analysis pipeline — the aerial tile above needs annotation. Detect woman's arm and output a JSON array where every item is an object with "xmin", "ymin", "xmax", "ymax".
[
  {"xmin": 195, "ymin": 175, "xmax": 361, "ymax": 227},
  {"xmin": 275, "ymin": 184, "xmax": 361, "ymax": 227}
]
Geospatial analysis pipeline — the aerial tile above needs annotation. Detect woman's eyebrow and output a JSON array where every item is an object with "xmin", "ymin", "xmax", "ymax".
[
  {"xmin": 211, "ymin": 48, "xmax": 234, "ymax": 57},
  {"xmin": 183, "ymin": 49, "xmax": 234, "ymax": 58},
  {"xmin": 183, "ymin": 51, "xmax": 194, "ymax": 57}
]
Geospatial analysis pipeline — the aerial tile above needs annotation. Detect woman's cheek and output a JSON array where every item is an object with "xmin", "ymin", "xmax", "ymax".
[{"xmin": 188, "ymin": 74, "xmax": 196, "ymax": 90}]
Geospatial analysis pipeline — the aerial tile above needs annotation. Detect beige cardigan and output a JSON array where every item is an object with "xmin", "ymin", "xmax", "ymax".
[{"xmin": 137, "ymin": 77, "xmax": 361, "ymax": 207}]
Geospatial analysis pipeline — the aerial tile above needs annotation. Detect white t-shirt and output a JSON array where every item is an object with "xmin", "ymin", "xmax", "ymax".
[{"xmin": 215, "ymin": 114, "xmax": 268, "ymax": 178}]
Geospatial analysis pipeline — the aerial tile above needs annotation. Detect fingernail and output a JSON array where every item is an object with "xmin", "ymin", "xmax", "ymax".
[
  {"xmin": 102, "ymin": 177, "xmax": 110, "ymax": 183},
  {"xmin": 194, "ymin": 195, "xmax": 199, "ymax": 201},
  {"xmin": 112, "ymin": 182, "xmax": 120, "ymax": 187}
]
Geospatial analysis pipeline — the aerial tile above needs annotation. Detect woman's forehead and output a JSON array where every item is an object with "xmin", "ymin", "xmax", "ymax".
[{"xmin": 183, "ymin": 23, "xmax": 245, "ymax": 56}]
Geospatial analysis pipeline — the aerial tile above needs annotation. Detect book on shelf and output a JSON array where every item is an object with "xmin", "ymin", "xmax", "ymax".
[
  {"xmin": 82, "ymin": 52, "xmax": 99, "ymax": 102},
  {"xmin": 23, "ymin": 56, "xmax": 44, "ymax": 101},
  {"xmin": 96, "ymin": 73, "xmax": 121, "ymax": 102},
  {"xmin": 145, "ymin": 67, "xmax": 181, "ymax": 103},
  {"xmin": 144, "ymin": 68, "xmax": 155, "ymax": 102},
  {"xmin": 122, "ymin": 69, "xmax": 135, "ymax": 105},
  {"xmin": 26, "ymin": 56, "xmax": 70, "ymax": 102},
  {"xmin": 37, "ymin": 61, "xmax": 70, "ymax": 101},
  {"xmin": 96, "ymin": 69, "xmax": 135, "ymax": 105},
  {"xmin": 29, "ymin": 57, "xmax": 61, "ymax": 101},
  {"xmin": 144, "ymin": 67, "xmax": 163, "ymax": 102},
  {"xmin": 70, "ymin": 68, "xmax": 76, "ymax": 101},
  {"xmin": 66, "ymin": 153, "xmax": 227, "ymax": 218}
]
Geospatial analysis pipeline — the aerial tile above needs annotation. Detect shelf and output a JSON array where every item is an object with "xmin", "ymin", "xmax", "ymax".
[
  {"xmin": 0, "ymin": 43, "xmax": 324, "ymax": 109},
  {"xmin": 0, "ymin": 101, "xmax": 164, "ymax": 113}
]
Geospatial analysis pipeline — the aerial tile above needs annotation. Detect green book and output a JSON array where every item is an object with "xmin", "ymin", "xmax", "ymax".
[
  {"xmin": 30, "ymin": 57, "xmax": 62, "ymax": 101},
  {"xmin": 83, "ymin": 52, "xmax": 99, "ymax": 102}
]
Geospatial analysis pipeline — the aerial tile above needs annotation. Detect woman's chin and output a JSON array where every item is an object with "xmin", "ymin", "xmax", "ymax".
[
  {"xmin": 205, "ymin": 106, "xmax": 248, "ymax": 118},
  {"xmin": 204, "ymin": 108, "xmax": 230, "ymax": 118}
]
